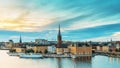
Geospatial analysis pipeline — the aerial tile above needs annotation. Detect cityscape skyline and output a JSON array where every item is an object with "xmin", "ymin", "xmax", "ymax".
[{"xmin": 0, "ymin": 0, "xmax": 120, "ymax": 42}]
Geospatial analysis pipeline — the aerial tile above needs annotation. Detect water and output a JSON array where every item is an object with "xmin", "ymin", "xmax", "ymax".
[{"xmin": 0, "ymin": 50, "xmax": 120, "ymax": 68}]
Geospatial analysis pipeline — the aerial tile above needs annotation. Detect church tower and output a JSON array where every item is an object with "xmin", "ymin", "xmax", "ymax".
[
  {"xmin": 20, "ymin": 35, "xmax": 22, "ymax": 43},
  {"xmin": 57, "ymin": 24, "xmax": 62, "ymax": 47},
  {"xmin": 19, "ymin": 35, "xmax": 22, "ymax": 46}
]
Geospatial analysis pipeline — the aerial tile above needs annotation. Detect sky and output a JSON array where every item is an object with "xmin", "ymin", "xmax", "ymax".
[{"xmin": 0, "ymin": 0, "xmax": 120, "ymax": 42}]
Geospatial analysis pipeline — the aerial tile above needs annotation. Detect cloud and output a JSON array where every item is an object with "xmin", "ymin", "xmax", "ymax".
[
  {"xmin": 9, "ymin": 36, "xmax": 19, "ymax": 39},
  {"xmin": 112, "ymin": 32, "xmax": 120, "ymax": 37},
  {"xmin": 85, "ymin": 32, "xmax": 120, "ymax": 42},
  {"xmin": 0, "ymin": 0, "xmax": 120, "ymax": 32},
  {"xmin": 0, "ymin": 0, "xmax": 120, "ymax": 42}
]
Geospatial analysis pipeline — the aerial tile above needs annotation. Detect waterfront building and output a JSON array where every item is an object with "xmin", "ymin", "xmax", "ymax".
[
  {"xmin": 96, "ymin": 46, "xmax": 101, "ymax": 51},
  {"xmin": 56, "ymin": 44, "xmax": 70, "ymax": 54},
  {"xmin": 35, "ymin": 39, "xmax": 50, "ymax": 45},
  {"xmin": 13, "ymin": 47, "xmax": 25, "ymax": 53},
  {"xmin": 48, "ymin": 45, "xmax": 56, "ymax": 53},
  {"xmin": 102, "ymin": 46, "xmax": 109, "ymax": 52},
  {"xmin": 33, "ymin": 45, "xmax": 48, "ymax": 53},
  {"xmin": 68, "ymin": 43, "xmax": 92, "ymax": 56}
]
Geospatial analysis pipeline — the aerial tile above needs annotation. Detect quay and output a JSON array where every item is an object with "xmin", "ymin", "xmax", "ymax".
[
  {"xmin": 42, "ymin": 54, "xmax": 92, "ymax": 58},
  {"xmin": 94, "ymin": 51, "xmax": 120, "ymax": 57},
  {"xmin": 43, "ymin": 54, "xmax": 71, "ymax": 58}
]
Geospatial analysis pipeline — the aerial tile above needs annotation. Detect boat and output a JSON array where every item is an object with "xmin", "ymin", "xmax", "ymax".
[
  {"xmin": 7, "ymin": 52, "xmax": 24, "ymax": 56},
  {"xmin": 71, "ymin": 55, "xmax": 77, "ymax": 59},
  {"xmin": 19, "ymin": 53, "xmax": 43, "ymax": 58}
]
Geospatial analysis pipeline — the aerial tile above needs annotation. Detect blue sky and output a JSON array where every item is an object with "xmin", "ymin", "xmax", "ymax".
[{"xmin": 0, "ymin": 0, "xmax": 120, "ymax": 42}]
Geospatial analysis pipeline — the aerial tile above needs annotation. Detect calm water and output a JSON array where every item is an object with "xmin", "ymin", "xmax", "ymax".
[{"xmin": 0, "ymin": 50, "xmax": 120, "ymax": 68}]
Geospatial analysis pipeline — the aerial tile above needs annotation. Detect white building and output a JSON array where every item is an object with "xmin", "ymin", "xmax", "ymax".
[
  {"xmin": 47, "ymin": 45, "xmax": 56, "ymax": 53},
  {"xmin": 96, "ymin": 46, "xmax": 101, "ymax": 51},
  {"xmin": 5, "ymin": 40, "xmax": 14, "ymax": 48},
  {"xmin": 116, "ymin": 43, "xmax": 120, "ymax": 49},
  {"xmin": 35, "ymin": 39, "xmax": 50, "ymax": 45},
  {"xmin": 102, "ymin": 46, "xmax": 109, "ymax": 52}
]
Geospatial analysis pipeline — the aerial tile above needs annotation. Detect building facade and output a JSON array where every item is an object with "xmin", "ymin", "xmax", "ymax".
[
  {"xmin": 68, "ymin": 44, "xmax": 92, "ymax": 56},
  {"xmin": 33, "ymin": 45, "xmax": 48, "ymax": 53},
  {"xmin": 48, "ymin": 45, "xmax": 56, "ymax": 53}
]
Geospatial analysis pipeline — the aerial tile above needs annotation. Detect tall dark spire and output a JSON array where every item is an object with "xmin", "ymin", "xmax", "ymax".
[
  {"xmin": 110, "ymin": 38, "xmax": 112, "ymax": 42},
  {"xmin": 20, "ymin": 35, "xmax": 22, "ymax": 44},
  {"xmin": 57, "ymin": 24, "xmax": 62, "ymax": 47},
  {"xmin": 58, "ymin": 24, "xmax": 61, "ymax": 36}
]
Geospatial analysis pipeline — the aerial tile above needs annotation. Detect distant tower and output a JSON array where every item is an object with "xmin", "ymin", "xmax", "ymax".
[
  {"xmin": 57, "ymin": 24, "xmax": 62, "ymax": 47},
  {"xmin": 110, "ymin": 38, "xmax": 112, "ymax": 42},
  {"xmin": 19, "ymin": 35, "xmax": 22, "ymax": 45}
]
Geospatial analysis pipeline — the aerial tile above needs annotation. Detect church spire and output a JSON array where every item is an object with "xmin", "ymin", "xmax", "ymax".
[
  {"xmin": 57, "ymin": 24, "xmax": 62, "ymax": 47},
  {"xmin": 58, "ymin": 24, "xmax": 61, "ymax": 36},
  {"xmin": 20, "ymin": 35, "xmax": 22, "ymax": 44}
]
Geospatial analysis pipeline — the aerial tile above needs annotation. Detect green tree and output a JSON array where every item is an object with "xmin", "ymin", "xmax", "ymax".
[
  {"xmin": 26, "ymin": 49, "xmax": 34, "ymax": 53},
  {"xmin": 44, "ymin": 49, "xmax": 48, "ymax": 54},
  {"xmin": 9, "ymin": 49, "xmax": 15, "ymax": 53}
]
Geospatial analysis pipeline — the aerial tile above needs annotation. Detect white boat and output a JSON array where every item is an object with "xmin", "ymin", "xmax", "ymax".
[
  {"xmin": 19, "ymin": 53, "xmax": 43, "ymax": 58},
  {"xmin": 7, "ymin": 52, "xmax": 24, "ymax": 56},
  {"xmin": 71, "ymin": 55, "xmax": 77, "ymax": 59}
]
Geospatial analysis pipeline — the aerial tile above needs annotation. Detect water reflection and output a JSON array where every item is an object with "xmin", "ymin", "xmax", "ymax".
[
  {"xmin": 1, "ymin": 50, "xmax": 120, "ymax": 68},
  {"xmin": 56, "ymin": 58, "xmax": 62, "ymax": 68},
  {"xmin": 72, "ymin": 57, "xmax": 92, "ymax": 68},
  {"xmin": 116, "ymin": 58, "xmax": 120, "ymax": 63},
  {"xmin": 109, "ymin": 57, "xmax": 113, "ymax": 63},
  {"xmin": 109, "ymin": 57, "xmax": 120, "ymax": 63},
  {"xmin": 55, "ymin": 57, "xmax": 92, "ymax": 68}
]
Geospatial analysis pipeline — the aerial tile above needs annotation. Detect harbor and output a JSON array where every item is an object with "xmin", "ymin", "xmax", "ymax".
[
  {"xmin": 93, "ymin": 51, "xmax": 120, "ymax": 58},
  {"xmin": 7, "ymin": 52, "xmax": 92, "ymax": 59},
  {"xmin": 1, "ymin": 50, "xmax": 120, "ymax": 68}
]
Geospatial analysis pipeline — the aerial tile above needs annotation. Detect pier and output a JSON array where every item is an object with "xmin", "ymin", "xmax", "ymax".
[
  {"xmin": 42, "ymin": 54, "xmax": 92, "ymax": 58},
  {"xmin": 94, "ymin": 51, "xmax": 120, "ymax": 57},
  {"xmin": 43, "ymin": 54, "xmax": 71, "ymax": 58}
]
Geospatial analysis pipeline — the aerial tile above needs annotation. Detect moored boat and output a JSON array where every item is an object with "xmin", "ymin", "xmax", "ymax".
[
  {"xmin": 19, "ymin": 53, "xmax": 43, "ymax": 58},
  {"xmin": 7, "ymin": 52, "xmax": 24, "ymax": 56},
  {"xmin": 71, "ymin": 55, "xmax": 77, "ymax": 59}
]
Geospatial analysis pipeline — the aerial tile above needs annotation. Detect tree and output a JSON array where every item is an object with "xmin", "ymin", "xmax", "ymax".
[
  {"xmin": 118, "ymin": 48, "xmax": 120, "ymax": 52},
  {"xmin": 25, "ymin": 49, "xmax": 34, "ymax": 53},
  {"xmin": 44, "ymin": 49, "xmax": 48, "ymax": 54},
  {"xmin": 109, "ymin": 49, "xmax": 112, "ymax": 52},
  {"xmin": 115, "ymin": 49, "xmax": 119, "ymax": 52},
  {"xmin": 9, "ymin": 49, "xmax": 15, "ymax": 53}
]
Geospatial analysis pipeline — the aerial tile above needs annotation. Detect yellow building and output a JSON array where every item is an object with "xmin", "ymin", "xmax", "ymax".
[
  {"xmin": 68, "ymin": 45, "xmax": 77, "ymax": 54},
  {"xmin": 102, "ymin": 46, "xmax": 109, "ymax": 52},
  {"xmin": 56, "ymin": 48, "xmax": 63, "ymax": 54},
  {"xmin": 96, "ymin": 46, "xmax": 101, "ymax": 51},
  {"xmin": 68, "ymin": 44, "xmax": 92, "ymax": 55},
  {"xmin": 56, "ymin": 47, "xmax": 70, "ymax": 54},
  {"xmin": 13, "ymin": 47, "xmax": 25, "ymax": 53},
  {"xmin": 33, "ymin": 45, "xmax": 48, "ymax": 53}
]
